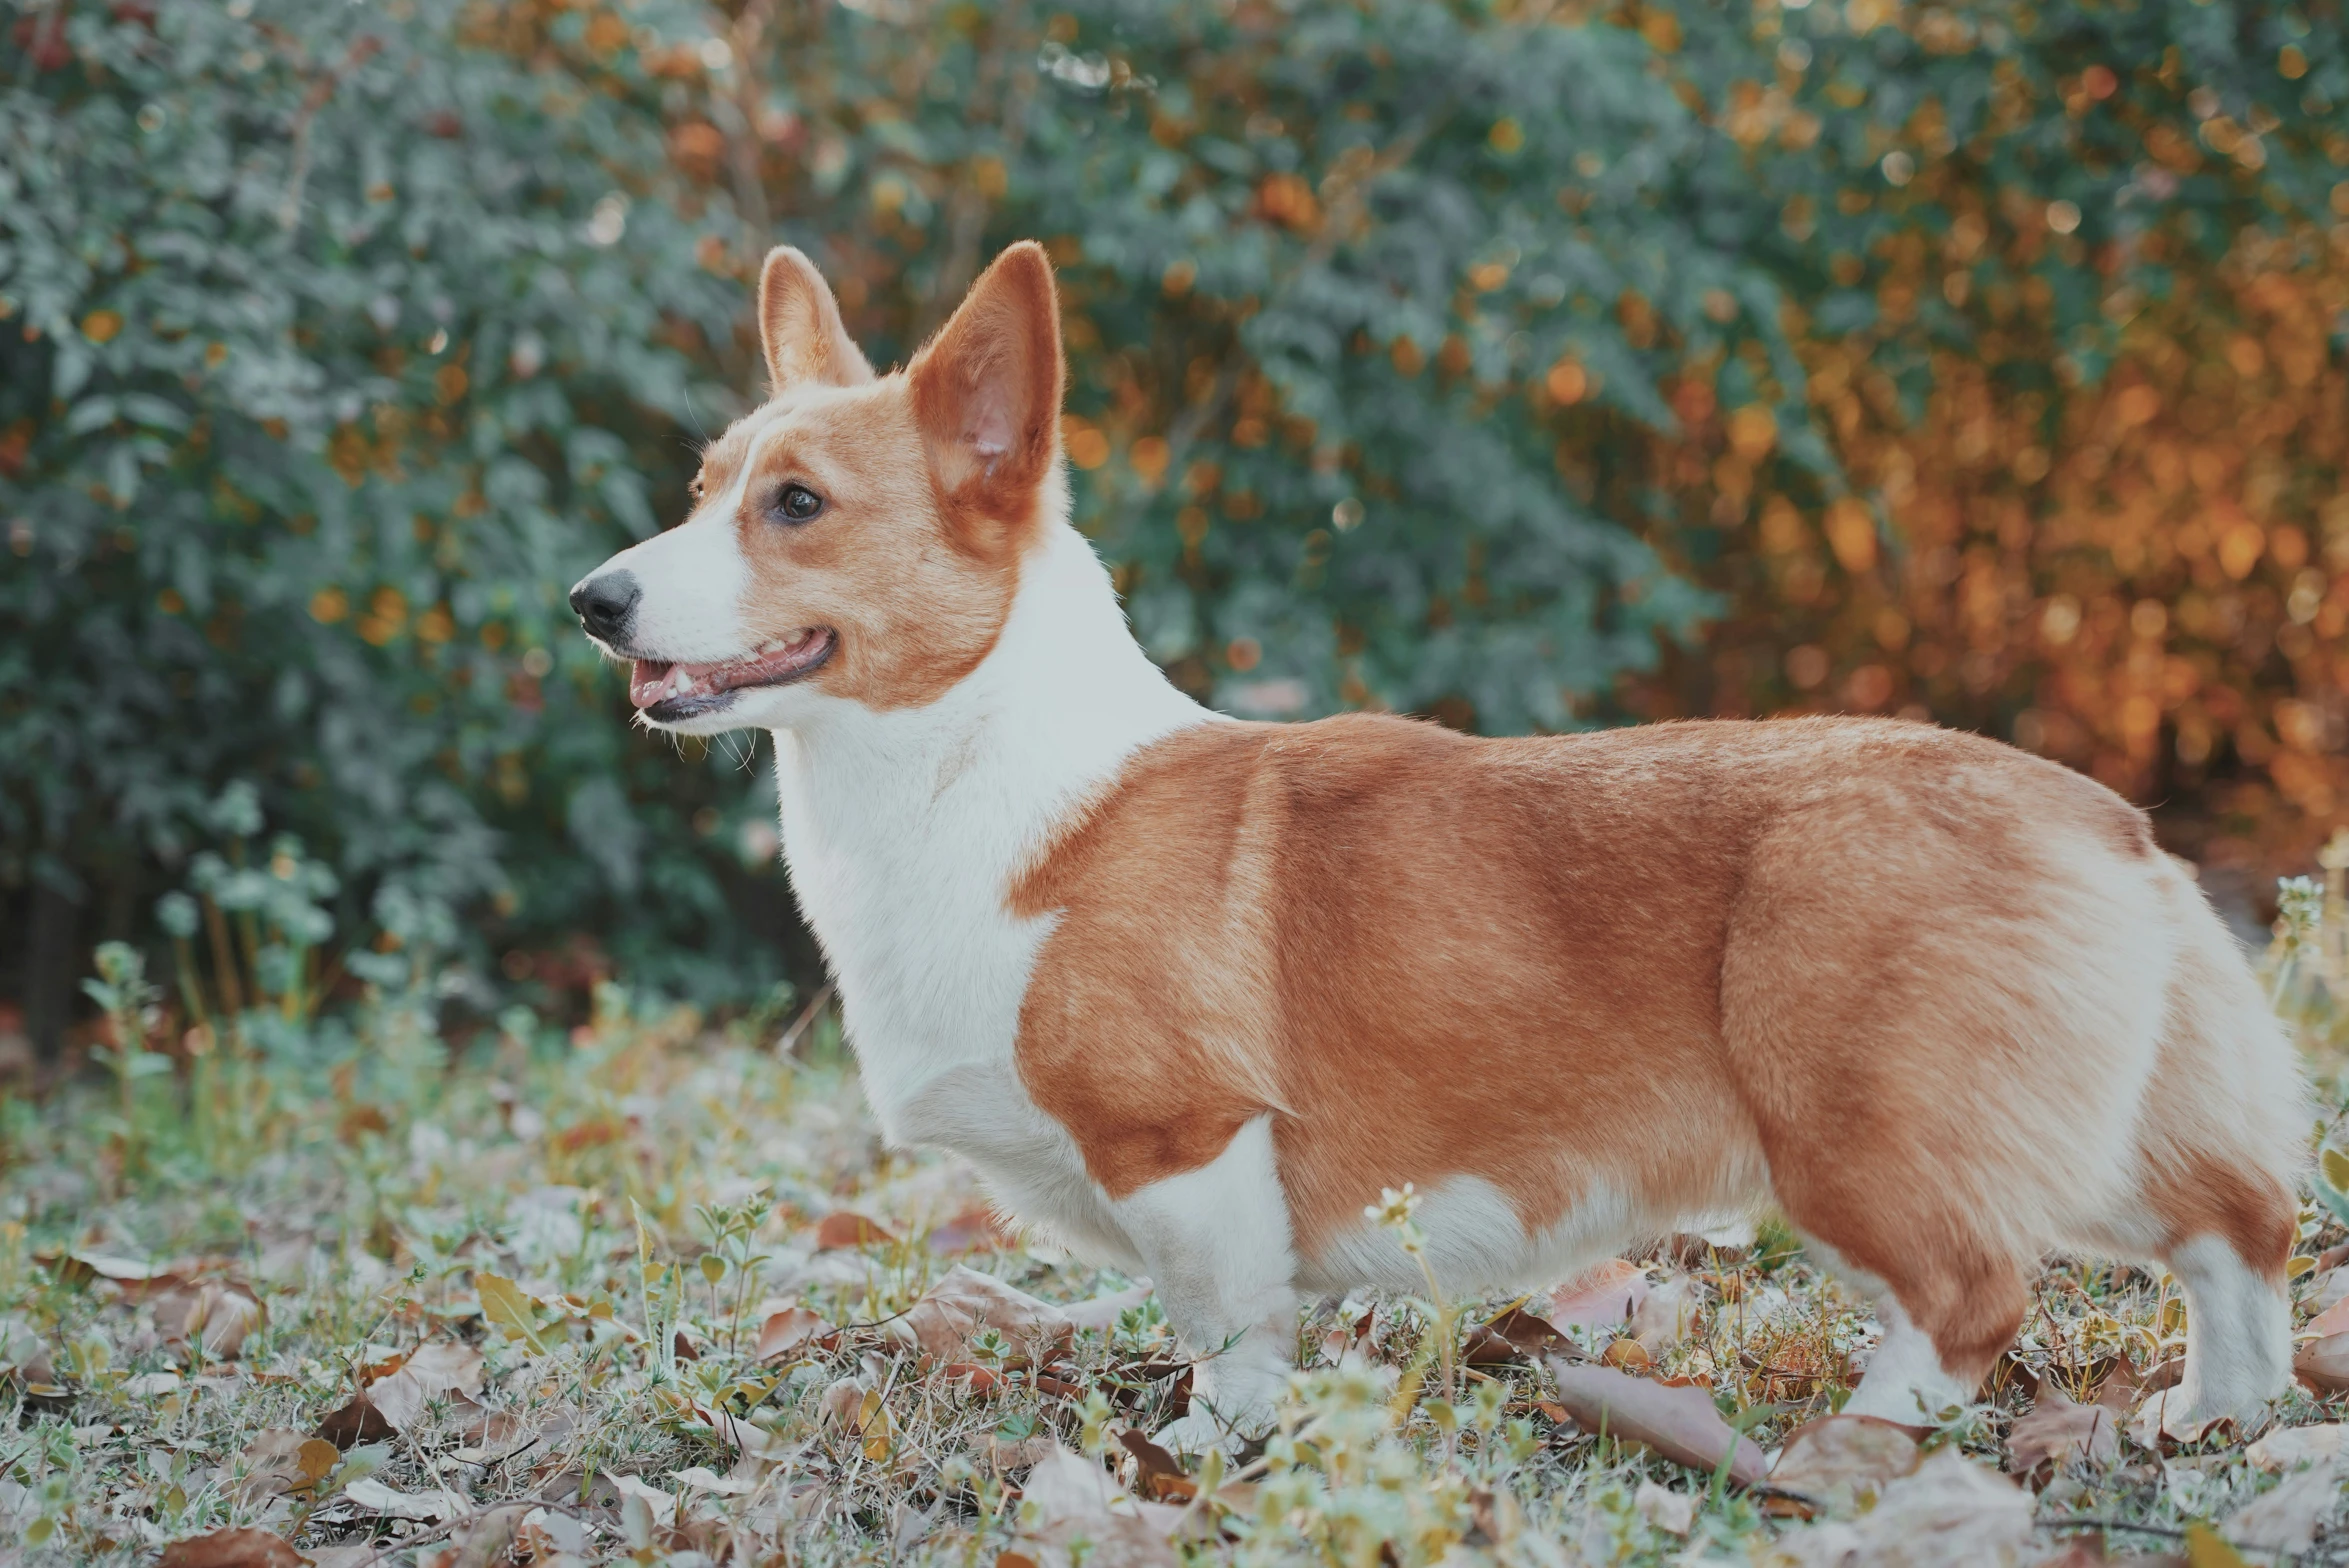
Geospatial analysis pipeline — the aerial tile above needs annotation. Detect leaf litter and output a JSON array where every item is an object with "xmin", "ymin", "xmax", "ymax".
[{"xmin": 8, "ymin": 997, "xmax": 2349, "ymax": 1562}]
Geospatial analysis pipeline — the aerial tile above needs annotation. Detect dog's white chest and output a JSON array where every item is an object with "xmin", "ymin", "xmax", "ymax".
[{"xmin": 765, "ymin": 523, "xmax": 1211, "ymax": 1263}]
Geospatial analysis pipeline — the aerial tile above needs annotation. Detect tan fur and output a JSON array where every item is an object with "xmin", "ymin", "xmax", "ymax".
[
  {"xmin": 1011, "ymin": 713, "xmax": 2300, "ymax": 1389},
  {"xmin": 697, "ymin": 243, "xmax": 1063, "ymax": 710}
]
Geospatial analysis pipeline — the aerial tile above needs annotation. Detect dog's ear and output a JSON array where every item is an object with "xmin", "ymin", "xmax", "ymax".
[
  {"xmin": 757, "ymin": 246, "xmax": 874, "ymax": 393},
  {"xmin": 909, "ymin": 241, "xmax": 1063, "ymax": 543}
]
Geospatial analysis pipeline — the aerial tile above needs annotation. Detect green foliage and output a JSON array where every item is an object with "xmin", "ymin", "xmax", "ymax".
[
  {"xmin": 4, "ymin": 0, "xmax": 2343, "ymax": 1011},
  {"xmin": 1, "ymin": 0, "xmax": 776, "ymax": 1003}
]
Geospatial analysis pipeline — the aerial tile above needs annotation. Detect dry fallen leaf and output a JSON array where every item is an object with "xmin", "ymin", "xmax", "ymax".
[
  {"xmin": 755, "ymin": 1306, "xmax": 833, "ymax": 1361},
  {"xmin": 2304, "ymin": 1292, "xmax": 2349, "ymax": 1340},
  {"xmin": 1116, "ymin": 1428, "xmax": 1196, "ymax": 1502},
  {"xmin": 365, "ymin": 1339, "xmax": 487, "ymax": 1431},
  {"xmin": 232, "ymin": 1429, "xmax": 339, "ymax": 1500},
  {"xmin": 2224, "ymin": 1459, "xmax": 2344, "ymax": 1553},
  {"xmin": 1770, "ymin": 1414, "xmax": 1921, "ymax": 1506},
  {"xmin": 1630, "ymin": 1275, "xmax": 1702, "ymax": 1353},
  {"xmin": 2005, "ymin": 1386, "xmax": 2120, "ymax": 1477},
  {"xmin": 1465, "ymin": 1306, "xmax": 1573, "ymax": 1366},
  {"xmin": 2247, "ymin": 1423, "xmax": 2349, "ymax": 1473},
  {"xmin": 2092, "ymin": 1354, "xmax": 2177, "ymax": 1413},
  {"xmin": 475, "ymin": 1273, "xmax": 547, "ymax": 1352},
  {"xmin": 0, "ymin": 1317, "xmax": 57, "ymax": 1386},
  {"xmin": 816, "ymin": 1210, "xmax": 899, "ymax": 1250},
  {"xmin": 819, "ymin": 1375, "xmax": 873, "ymax": 1429},
  {"xmin": 1601, "ymin": 1338, "xmax": 1651, "ymax": 1370},
  {"xmin": 1770, "ymin": 1451, "xmax": 2031, "ymax": 1567},
  {"xmin": 1017, "ymin": 1444, "xmax": 1182, "ymax": 1568},
  {"xmin": 925, "ymin": 1203, "xmax": 1012, "ymax": 1256},
  {"xmin": 1539, "ymin": 1259, "xmax": 1649, "ymax": 1334},
  {"xmin": 1632, "ymin": 1479, "xmax": 1697, "ymax": 1536},
  {"xmin": 672, "ymin": 1465, "xmax": 757, "ymax": 1496},
  {"xmin": 62, "ymin": 1251, "xmax": 168, "ymax": 1285},
  {"xmin": 153, "ymin": 1282, "xmax": 265, "ymax": 1359},
  {"xmin": 156, "ymin": 1527, "xmax": 306, "ymax": 1568},
  {"xmin": 2128, "ymin": 1391, "xmax": 2217, "ymax": 1450},
  {"xmin": 2295, "ymin": 1331, "xmax": 2349, "ymax": 1395},
  {"xmin": 983, "ymin": 1432, "xmax": 1061, "ymax": 1473},
  {"xmin": 345, "ymin": 1475, "xmax": 466, "ymax": 1522},
  {"xmin": 315, "ymin": 1390, "xmax": 393, "ymax": 1449},
  {"xmin": 1547, "ymin": 1359, "xmax": 1766, "ymax": 1487},
  {"xmin": 610, "ymin": 1472, "xmax": 678, "ymax": 1526},
  {"xmin": 896, "ymin": 1265, "xmax": 1073, "ymax": 1361}
]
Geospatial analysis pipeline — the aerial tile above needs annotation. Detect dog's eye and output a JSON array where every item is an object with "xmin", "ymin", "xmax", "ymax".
[{"xmin": 773, "ymin": 483, "xmax": 825, "ymax": 524}]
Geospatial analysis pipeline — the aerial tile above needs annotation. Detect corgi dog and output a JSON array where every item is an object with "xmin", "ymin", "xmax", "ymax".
[{"xmin": 571, "ymin": 240, "xmax": 2305, "ymax": 1450}]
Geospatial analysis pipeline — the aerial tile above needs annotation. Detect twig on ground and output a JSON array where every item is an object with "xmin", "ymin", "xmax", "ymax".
[{"xmin": 777, "ymin": 983, "xmax": 835, "ymax": 1058}]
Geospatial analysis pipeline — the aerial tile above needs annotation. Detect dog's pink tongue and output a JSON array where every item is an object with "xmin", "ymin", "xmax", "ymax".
[{"xmin": 629, "ymin": 660, "xmax": 676, "ymax": 708}]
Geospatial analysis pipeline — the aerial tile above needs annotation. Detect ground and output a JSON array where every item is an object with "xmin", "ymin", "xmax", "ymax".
[{"xmin": 6, "ymin": 924, "xmax": 2349, "ymax": 1568}]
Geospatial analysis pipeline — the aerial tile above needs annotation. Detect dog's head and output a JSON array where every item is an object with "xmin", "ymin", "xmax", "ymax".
[{"xmin": 569, "ymin": 242, "xmax": 1065, "ymax": 733}]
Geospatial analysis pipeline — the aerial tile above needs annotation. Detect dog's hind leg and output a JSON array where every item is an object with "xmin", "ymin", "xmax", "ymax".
[{"xmin": 1112, "ymin": 1113, "xmax": 1302, "ymax": 1453}]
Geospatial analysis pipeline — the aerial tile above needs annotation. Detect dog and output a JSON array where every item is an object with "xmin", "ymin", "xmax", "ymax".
[{"xmin": 570, "ymin": 240, "xmax": 2306, "ymax": 1451}]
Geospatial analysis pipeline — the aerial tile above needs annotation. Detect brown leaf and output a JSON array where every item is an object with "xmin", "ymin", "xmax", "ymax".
[
  {"xmin": 365, "ymin": 1339, "xmax": 486, "ymax": 1431},
  {"xmin": 154, "ymin": 1282, "xmax": 266, "ymax": 1358},
  {"xmin": 1465, "ymin": 1306, "xmax": 1572, "ymax": 1366},
  {"xmin": 983, "ymin": 1433, "xmax": 1060, "ymax": 1473},
  {"xmin": 1774, "ymin": 1451, "xmax": 2033, "ymax": 1561},
  {"xmin": 156, "ymin": 1528, "xmax": 305, "ymax": 1568},
  {"xmin": 2305, "ymin": 1292, "xmax": 2349, "ymax": 1340},
  {"xmin": 2246, "ymin": 1422, "xmax": 2349, "ymax": 1473},
  {"xmin": 2005, "ymin": 1387, "xmax": 2119, "ymax": 1477},
  {"xmin": 898, "ymin": 1265, "xmax": 1072, "ymax": 1362},
  {"xmin": 2225, "ymin": 1461, "xmax": 2342, "ymax": 1553},
  {"xmin": 945, "ymin": 1362, "xmax": 1003, "ymax": 1393},
  {"xmin": 316, "ymin": 1390, "xmax": 393, "ymax": 1448},
  {"xmin": 816, "ymin": 1210, "xmax": 898, "ymax": 1250},
  {"xmin": 231, "ymin": 1429, "xmax": 336, "ymax": 1501},
  {"xmin": 2295, "ymin": 1331, "xmax": 2349, "ymax": 1395},
  {"xmin": 1770, "ymin": 1414, "xmax": 1922, "ymax": 1504},
  {"xmin": 926, "ymin": 1203, "xmax": 1013, "ymax": 1256},
  {"xmin": 0, "ymin": 1317, "xmax": 56, "ymax": 1385},
  {"xmin": 1539, "ymin": 1259, "xmax": 1650, "ymax": 1333},
  {"xmin": 1630, "ymin": 1276, "xmax": 1703, "ymax": 1353},
  {"xmin": 755, "ymin": 1306, "xmax": 832, "ymax": 1361},
  {"xmin": 1017, "ymin": 1444, "xmax": 1183, "ymax": 1568},
  {"xmin": 1548, "ymin": 1358, "xmax": 1766, "ymax": 1487},
  {"xmin": 1116, "ymin": 1428, "xmax": 1196, "ymax": 1502}
]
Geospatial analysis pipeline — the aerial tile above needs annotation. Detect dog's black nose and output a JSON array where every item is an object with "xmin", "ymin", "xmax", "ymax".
[{"xmin": 569, "ymin": 571, "xmax": 640, "ymax": 642}]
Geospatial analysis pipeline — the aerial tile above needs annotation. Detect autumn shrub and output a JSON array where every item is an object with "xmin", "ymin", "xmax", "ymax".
[{"xmin": 5, "ymin": 0, "xmax": 2345, "ymax": 1045}]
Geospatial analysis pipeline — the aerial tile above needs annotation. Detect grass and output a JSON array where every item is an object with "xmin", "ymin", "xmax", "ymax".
[{"xmin": 6, "ymin": 882, "xmax": 2349, "ymax": 1565}]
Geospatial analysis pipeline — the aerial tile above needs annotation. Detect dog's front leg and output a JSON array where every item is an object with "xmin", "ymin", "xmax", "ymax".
[{"xmin": 1108, "ymin": 1114, "xmax": 1300, "ymax": 1453}]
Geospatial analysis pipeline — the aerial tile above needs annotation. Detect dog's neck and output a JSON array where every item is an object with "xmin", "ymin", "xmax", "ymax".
[{"xmin": 766, "ymin": 517, "xmax": 1211, "ymax": 1112}]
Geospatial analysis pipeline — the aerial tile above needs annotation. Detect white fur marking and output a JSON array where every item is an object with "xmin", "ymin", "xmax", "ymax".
[
  {"xmin": 2168, "ymin": 1233, "xmax": 2291, "ymax": 1425},
  {"xmin": 1844, "ymin": 1297, "xmax": 1974, "ymax": 1424},
  {"xmin": 1111, "ymin": 1115, "xmax": 1299, "ymax": 1449}
]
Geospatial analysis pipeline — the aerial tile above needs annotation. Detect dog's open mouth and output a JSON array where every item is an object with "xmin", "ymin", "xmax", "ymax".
[{"xmin": 629, "ymin": 628, "xmax": 835, "ymax": 718}]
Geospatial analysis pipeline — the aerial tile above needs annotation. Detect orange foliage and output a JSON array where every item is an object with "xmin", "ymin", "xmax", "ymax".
[{"xmin": 1639, "ymin": 220, "xmax": 2349, "ymax": 882}]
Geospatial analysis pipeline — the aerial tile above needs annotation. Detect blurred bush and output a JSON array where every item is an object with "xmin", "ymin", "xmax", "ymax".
[{"xmin": 2, "ymin": 0, "xmax": 2343, "ymax": 1044}]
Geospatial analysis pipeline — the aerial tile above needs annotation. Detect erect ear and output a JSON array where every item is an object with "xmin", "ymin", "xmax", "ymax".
[
  {"xmin": 757, "ymin": 246, "xmax": 873, "ymax": 393},
  {"xmin": 909, "ymin": 241, "xmax": 1063, "ymax": 526}
]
